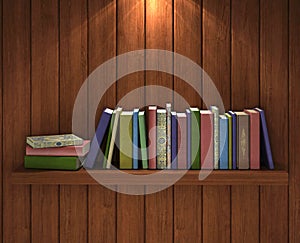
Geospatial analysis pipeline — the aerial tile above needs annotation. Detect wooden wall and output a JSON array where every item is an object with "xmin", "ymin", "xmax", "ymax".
[{"xmin": 2, "ymin": 0, "xmax": 299, "ymax": 242}]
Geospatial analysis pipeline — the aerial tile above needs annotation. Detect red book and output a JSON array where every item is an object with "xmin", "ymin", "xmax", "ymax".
[
  {"xmin": 177, "ymin": 113, "xmax": 187, "ymax": 169},
  {"xmin": 148, "ymin": 106, "xmax": 157, "ymax": 169},
  {"xmin": 26, "ymin": 140, "xmax": 90, "ymax": 157},
  {"xmin": 200, "ymin": 110, "xmax": 214, "ymax": 169},
  {"xmin": 244, "ymin": 109, "xmax": 260, "ymax": 169}
]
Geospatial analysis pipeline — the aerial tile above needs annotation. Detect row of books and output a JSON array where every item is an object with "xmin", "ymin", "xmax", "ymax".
[{"xmin": 85, "ymin": 104, "xmax": 274, "ymax": 170}]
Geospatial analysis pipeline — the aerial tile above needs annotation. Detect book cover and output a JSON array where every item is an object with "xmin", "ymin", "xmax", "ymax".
[
  {"xmin": 245, "ymin": 109, "xmax": 260, "ymax": 169},
  {"xmin": 235, "ymin": 112, "xmax": 250, "ymax": 169},
  {"xmin": 186, "ymin": 109, "xmax": 191, "ymax": 169},
  {"xmin": 85, "ymin": 108, "xmax": 113, "ymax": 169},
  {"xmin": 219, "ymin": 115, "xmax": 229, "ymax": 170},
  {"xmin": 171, "ymin": 111, "xmax": 177, "ymax": 169},
  {"xmin": 24, "ymin": 156, "xmax": 82, "ymax": 170},
  {"xmin": 190, "ymin": 107, "xmax": 200, "ymax": 169},
  {"xmin": 177, "ymin": 113, "xmax": 187, "ymax": 169},
  {"xmin": 26, "ymin": 140, "xmax": 90, "ymax": 157},
  {"xmin": 27, "ymin": 134, "xmax": 83, "ymax": 149},
  {"xmin": 138, "ymin": 111, "xmax": 148, "ymax": 169},
  {"xmin": 225, "ymin": 113, "xmax": 232, "ymax": 169},
  {"xmin": 228, "ymin": 111, "xmax": 237, "ymax": 169},
  {"xmin": 103, "ymin": 109, "xmax": 117, "ymax": 168},
  {"xmin": 157, "ymin": 109, "xmax": 167, "ymax": 169},
  {"xmin": 210, "ymin": 106, "xmax": 219, "ymax": 169},
  {"xmin": 166, "ymin": 103, "xmax": 172, "ymax": 168},
  {"xmin": 120, "ymin": 111, "xmax": 133, "ymax": 169},
  {"xmin": 133, "ymin": 108, "xmax": 139, "ymax": 169},
  {"xmin": 147, "ymin": 106, "xmax": 157, "ymax": 169},
  {"xmin": 255, "ymin": 108, "xmax": 274, "ymax": 169},
  {"xmin": 200, "ymin": 110, "xmax": 213, "ymax": 170}
]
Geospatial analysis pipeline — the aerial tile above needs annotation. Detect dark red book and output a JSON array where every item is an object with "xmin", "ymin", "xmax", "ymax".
[
  {"xmin": 147, "ymin": 106, "xmax": 157, "ymax": 169},
  {"xmin": 177, "ymin": 112, "xmax": 187, "ymax": 169}
]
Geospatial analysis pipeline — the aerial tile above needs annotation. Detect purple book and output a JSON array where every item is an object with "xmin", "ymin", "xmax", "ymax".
[
  {"xmin": 84, "ymin": 108, "xmax": 113, "ymax": 169},
  {"xmin": 186, "ymin": 109, "xmax": 191, "ymax": 169},
  {"xmin": 255, "ymin": 108, "xmax": 274, "ymax": 169},
  {"xmin": 171, "ymin": 112, "xmax": 178, "ymax": 169},
  {"xmin": 228, "ymin": 111, "xmax": 237, "ymax": 169}
]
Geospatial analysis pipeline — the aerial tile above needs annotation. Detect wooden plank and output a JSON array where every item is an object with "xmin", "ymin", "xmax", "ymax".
[
  {"xmin": 145, "ymin": 186, "xmax": 173, "ymax": 243},
  {"xmin": 0, "ymin": 0, "xmax": 2, "ymax": 239},
  {"xmin": 289, "ymin": 0, "xmax": 300, "ymax": 242},
  {"xmin": 260, "ymin": 186, "xmax": 288, "ymax": 243},
  {"xmin": 174, "ymin": 0, "xmax": 201, "ymax": 111},
  {"xmin": 231, "ymin": 186, "xmax": 259, "ymax": 243},
  {"xmin": 3, "ymin": 0, "xmax": 31, "ymax": 242},
  {"xmin": 31, "ymin": 0, "xmax": 59, "ymax": 241},
  {"xmin": 60, "ymin": 186, "xmax": 88, "ymax": 242},
  {"xmin": 203, "ymin": 186, "xmax": 230, "ymax": 243},
  {"xmin": 174, "ymin": 185, "xmax": 202, "ymax": 242}
]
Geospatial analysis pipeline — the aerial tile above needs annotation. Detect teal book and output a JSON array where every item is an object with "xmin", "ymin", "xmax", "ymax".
[
  {"xmin": 138, "ymin": 111, "xmax": 148, "ymax": 169},
  {"xmin": 119, "ymin": 111, "xmax": 133, "ymax": 169},
  {"xmin": 190, "ymin": 107, "xmax": 200, "ymax": 169},
  {"xmin": 24, "ymin": 156, "xmax": 82, "ymax": 170},
  {"xmin": 157, "ymin": 109, "xmax": 167, "ymax": 169},
  {"xmin": 219, "ymin": 115, "xmax": 229, "ymax": 169}
]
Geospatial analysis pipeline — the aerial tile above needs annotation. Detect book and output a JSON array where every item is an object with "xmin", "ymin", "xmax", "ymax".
[
  {"xmin": 157, "ymin": 109, "xmax": 167, "ymax": 169},
  {"xmin": 24, "ymin": 156, "xmax": 82, "ymax": 170},
  {"xmin": 105, "ymin": 107, "xmax": 122, "ymax": 169},
  {"xmin": 138, "ymin": 111, "xmax": 148, "ymax": 169},
  {"xmin": 119, "ymin": 111, "xmax": 133, "ymax": 169},
  {"xmin": 148, "ymin": 106, "xmax": 157, "ymax": 169},
  {"xmin": 244, "ymin": 109, "xmax": 260, "ymax": 169},
  {"xmin": 190, "ymin": 107, "xmax": 200, "ymax": 169},
  {"xmin": 177, "ymin": 112, "xmax": 187, "ymax": 169},
  {"xmin": 26, "ymin": 134, "xmax": 83, "ymax": 149},
  {"xmin": 219, "ymin": 115, "xmax": 229, "ymax": 169},
  {"xmin": 255, "ymin": 108, "xmax": 274, "ymax": 169},
  {"xmin": 210, "ymin": 106, "xmax": 219, "ymax": 169},
  {"xmin": 26, "ymin": 140, "xmax": 90, "ymax": 157},
  {"xmin": 200, "ymin": 110, "xmax": 213, "ymax": 170},
  {"xmin": 171, "ymin": 111, "xmax": 178, "ymax": 169},
  {"xmin": 186, "ymin": 109, "xmax": 191, "ymax": 169},
  {"xmin": 228, "ymin": 111, "xmax": 237, "ymax": 169},
  {"xmin": 103, "ymin": 109, "xmax": 116, "ymax": 168},
  {"xmin": 85, "ymin": 108, "xmax": 113, "ymax": 168},
  {"xmin": 166, "ymin": 103, "xmax": 172, "ymax": 168},
  {"xmin": 235, "ymin": 112, "xmax": 250, "ymax": 169},
  {"xmin": 133, "ymin": 108, "xmax": 139, "ymax": 169},
  {"xmin": 225, "ymin": 113, "xmax": 232, "ymax": 169}
]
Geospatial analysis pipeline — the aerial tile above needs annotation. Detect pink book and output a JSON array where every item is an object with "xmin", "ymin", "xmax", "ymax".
[
  {"xmin": 200, "ymin": 110, "xmax": 214, "ymax": 169},
  {"xmin": 177, "ymin": 113, "xmax": 187, "ymax": 169},
  {"xmin": 26, "ymin": 140, "xmax": 90, "ymax": 157}
]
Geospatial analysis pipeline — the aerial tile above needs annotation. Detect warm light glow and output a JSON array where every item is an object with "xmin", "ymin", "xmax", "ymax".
[{"xmin": 149, "ymin": 0, "xmax": 157, "ymax": 12}]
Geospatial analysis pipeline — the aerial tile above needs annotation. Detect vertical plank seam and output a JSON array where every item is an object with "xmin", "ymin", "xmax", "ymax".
[
  {"xmin": 229, "ymin": 1, "xmax": 232, "ymax": 242},
  {"xmin": 1, "ymin": 0, "xmax": 3, "ymax": 239},
  {"xmin": 172, "ymin": 186, "xmax": 174, "ymax": 243},
  {"xmin": 287, "ymin": 0, "xmax": 290, "ymax": 242},
  {"xmin": 86, "ymin": 185, "xmax": 89, "ymax": 243},
  {"xmin": 258, "ymin": 0, "xmax": 261, "ymax": 107},
  {"xmin": 115, "ymin": 0, "xmax": 118, "ymax": 242},
  {"xmin": 58, "ymin": 1, "xmax": 61, "ymax": 242},
  {"xmin": 259, "ymin": 185, "xmax": 261, "ymax": 243},
  {"xmin": 172, "ymin": 0, "xmax": 174, "ymax": 106}
]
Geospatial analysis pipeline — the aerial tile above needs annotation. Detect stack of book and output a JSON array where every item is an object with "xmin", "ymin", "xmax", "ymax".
[
  {"xmin": 85, "ymin": 104, "xmax": 274, "ymax": 170},
  {"xmin": 25, "ymin": 134, "xmax": 90, "ymax": 170}
]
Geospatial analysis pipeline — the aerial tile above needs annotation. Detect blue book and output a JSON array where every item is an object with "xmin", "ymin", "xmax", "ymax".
[
  {"xmin": 85, "ymin": 108, "xmax": 113, "ymax": 169},
  {"xmin": 228, "ymin": 111, "xmax": 237, "ymax": 169},
  {"xmin": 255, "ymin": 108, "xmax": 274, "ymax": 169},
  {"xmin": 171, "ymin": 112, "xmax": 178, "ymax": 169},
  {"xmin": 219, "ymin": 115, "xmax": 229, "ymax": 169},
  {"xmin": 133, "ymin": 108, "xmax": 139, "ymax": 169},
  {"xmin": 186, "ymin": 109, "xmax": 191, "ymax": 169}
]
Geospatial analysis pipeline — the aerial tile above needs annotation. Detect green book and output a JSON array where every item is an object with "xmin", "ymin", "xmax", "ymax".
[
  {"xmin": 119, "ymin": 111, "xmax": 133, "ymax": 169},
  {"xmin": 157, "ymin": 109, "xmax": 167, "ymax": 169},
  {"xmin": 225, "ymin": 113, "xmax": 232, "ymax": 169},
  {"xmin": 24, "ymin": 156, "xmax": 82, "ymax": 170},
  {"xmin": 190, "ymin": 107, "xmax": 200, "ymax": 169},
  {"xmin": 139, "ymin": 111, "xmax": 148, "ymax": 169},
  {"xmin": 103, "ymin": 110, "xmax": 116, "ymax": 168}
]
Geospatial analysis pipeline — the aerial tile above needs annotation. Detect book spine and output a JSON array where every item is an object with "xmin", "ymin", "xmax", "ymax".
[
  {"xmin": 148, "ymin": 107, "xmax": 157, "ymax": 169},
  {"xmin": 104, "ymin": 111, "xmax": 116, "ymax": 168},
  {"xmin": 120, "ymin": 112, "xmax": 133, "ymax": 169},
  {"xmin": 166, "ymin": 103, "xmax": 172, "ymax": 168},
  {"xmin": 24, "ymin": 156, "xmax": 81, "ymax": 170},
  {"xmin": 237, "ymin": 114, "xmax": 249, "ymax": 169},
  {"xmin": 157, "ymin": 110, "xmax": 167, "ymax": 169},
  {"xmin": 211, "ymin": 106, "xmax": 219, "ymax": 169},
  {"xmin": 139, "ymin": 112, "xmax": 148, "ymax": 169},
  {"xmin": 190, "ymin": 108, "xmax": 200, "ymax": 169},
  {"xmin": 26, "ymin": 138, "xmax": 83, "ymax": 149},
  {"xmin": 133, "ymin": 109, "xmax": 139, "ymax": 169},
  {"xmin": 186, "ymin": 109, "xmax": 191, "ymax": 169},
  {"xmin": 219, "ymin": 116, "xmax": 229, "ymax": 169},
  {"xmin": 177, "ymin": 114, "xmax": 187, "ymax": 169},
  {"xmin": 225, "ymin": 113, "xmax": 232, "ymax": 169},
  {"xmin": 228, "ymin": 111, "xmax": 237, "ymax": 169},
  {"xmin": 201, "ymin": 112, "xmax": 213, "ymax": 170},
  {"xmin": 171, "ymin": 112, "xmax": 177, "ymax": 169}
]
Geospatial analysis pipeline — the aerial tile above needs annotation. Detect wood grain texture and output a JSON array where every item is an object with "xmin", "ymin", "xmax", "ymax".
[
  {"xmin": 0, "ymin": 0, "xmax": 2, "ymax": 239},
  {"xmin": 289, "ymin": 0, "xmax": 300, "ymax": 242},
  {"xmin": 3, "ymin": 0, "xmax": 31, "ymax": 242},
  {"xmin": 231, "ymin": 186, "xmax": 259, "ymax": 243},
  {"xmin": 203, "ymin": 186, "xmax": 230, "ymax": 243},
  {"xmin": 31, "ymin": 0, "xmax": 60, "ymax": 241},
  {"xmin": 260, "ymin": 186, "xmax": 288, "ymax": 243},
  {"xmin": 145, "ymin": 186, "xmax": 173, "ymax": 243},
  {"xmin": 174, "ymin": 185, "xmax": 202, "ymax": 242}
]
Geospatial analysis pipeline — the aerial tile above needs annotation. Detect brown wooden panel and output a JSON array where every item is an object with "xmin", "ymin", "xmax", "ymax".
[
  {"xmin": 174, "ymin": 0, "xmax": 201, "ymax": 111},
  {"xmin": 3, "ymin": 0, "xmax": 31, "ymax": 242},
  {"xmin": 231, "ymin": 186, "xmax": 259, "ymax": 243},
  {"xmin": 289, "ymin": 0, "xmax": 300, "ymax": 242},
  {"xmin": 88, "ymin": 185, "xmax": 116, "ymax": 243},
  {"xmin": 260, "ymin": 186, "xmax": 288, "ymax": 243},
  {"xmin": 0, "ymin": 0, "xmax": 2, "ymax": 239},
  {"xmin": 31, "ymin": 1, "xmax": 59, "ymax": 242},
  {"xmin": 174, "ymin": 185, "xmax": 202, "ymax": 242},
  {"xmin": 145, "ymin": 186, "xmax": 173, "ymax": 243}
]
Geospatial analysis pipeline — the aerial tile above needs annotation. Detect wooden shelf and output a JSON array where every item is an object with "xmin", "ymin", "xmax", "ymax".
[{"xmin": 11, "ymin": 167, "xmax": 288, "ymax": 185}]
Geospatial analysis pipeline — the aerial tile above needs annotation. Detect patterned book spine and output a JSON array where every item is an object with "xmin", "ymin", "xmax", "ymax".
[
  {"xmin": 236, "ymin": 112, "xmax": 249, "ymax": 169},
  {"xmin": 225, "ymin": 113, "xmax": 232, "ymax": 169},
  {"xmin": 171, "ymin": 112, "xmax": 177, "ymax": 169},
  {"xmin": 186, "ymin": 109, "xmax": 191, "ymax": 169},
  {"xmin": 166, "ymin": 103, "xmax": 172, "ymax": 168},
  {"xmin": 210, "ymin": 106, "xmax": 219, "ymax": 169},
  {"xmin": 200, "ymin": 110, "xmax": 213, "ymax": 170},
  {"xmin": 177, "ymin": 113, "xmax": 187, "ymax": 169},
  {"xmin": 133, "ymin": 108, "xmax": 139, "ymax": 169},
  {"xmin": 219, "ymin": 115, "xmax": 229, "ymax": 169},
  {"xmin": 190, "ymin": 107, "xmax": 200, "ymax": 169},
  {"xmin": 148, "ymin": 106, "xmax": 157, "ymax": 169},
  {"xmin": 157, "ymin": 109, "xmax": 167, "ymax": 169},
  {"xmin": 120, "ymin": 111, "xmax": 133, "ymax": 169},
  {"xmin": 228, "ymin": 111, "xmax": 237, "ymax": 169}
]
